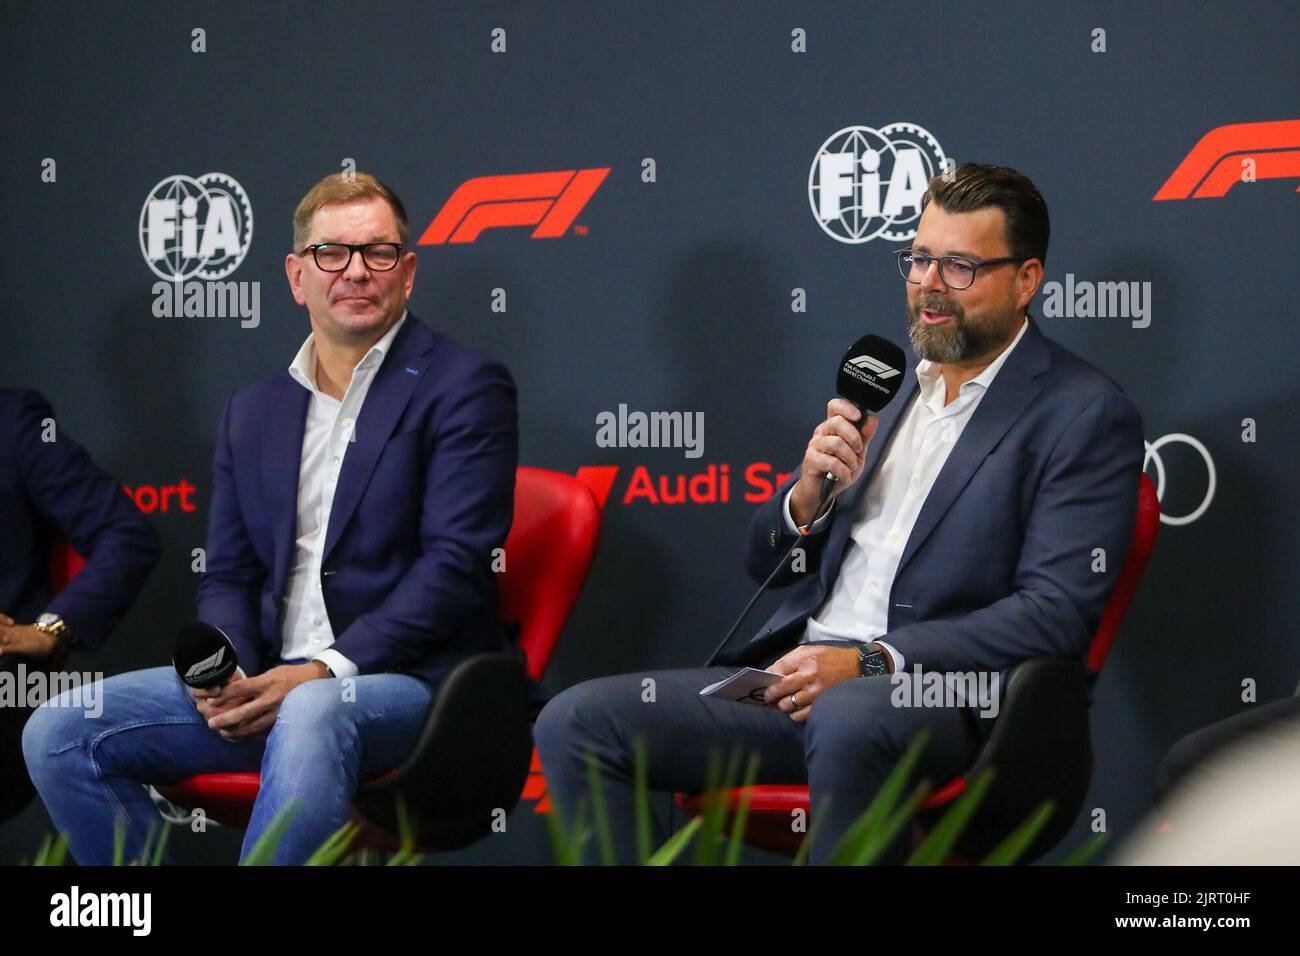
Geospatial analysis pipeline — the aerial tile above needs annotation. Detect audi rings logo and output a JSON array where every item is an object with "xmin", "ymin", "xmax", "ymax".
[
  {"xmin": 809, "ymin": 124, "xmax": 948, "ymax": 244},
  {"xmin": 140, "ymin": 173, "xmax": 254, "ymax": 281},
  {"xmin": 1144, "ymin": 433, "xmax": 1216, "ymax": 526}
]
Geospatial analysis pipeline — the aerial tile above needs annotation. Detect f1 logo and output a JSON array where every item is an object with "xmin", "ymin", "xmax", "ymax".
[
  {"xmin": 419, "ymin": 168, "xmax": 610, "ymax": 244},
  {"xmin": 1154, "ymin": 119, "xmax": 1300, "ymax": 200}
]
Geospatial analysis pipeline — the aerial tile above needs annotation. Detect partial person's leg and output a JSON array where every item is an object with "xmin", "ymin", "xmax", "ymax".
[
  {"xmin": 22, "ymin": 665, "xmax": 265, "ymax": 864},
  {"xmin": 803, "ymin": 676, "xmax": 982, "ymax": 864},
  {"xmin": 243, "ymin": 672, "xmax": 434, "ymax": 865},
  {"xmin": 1156, "ymin": 695, "xmax": 1300, "ymax": 804},
  {"xmin": 534, "ymin": 667, "xmax": 807, "ymax": 863}
]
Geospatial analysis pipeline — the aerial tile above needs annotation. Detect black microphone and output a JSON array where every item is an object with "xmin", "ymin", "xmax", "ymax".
[
  {"xmin": 703, "ymin": 333, "xmax": 906, "ymax": 667},
  {"xmin": 173, "ymin": 620, "xmax": 239, "ymax": 690},
  {"xmin": 818, "ymin": 333, "xmax": 908, "ymax": 505}
]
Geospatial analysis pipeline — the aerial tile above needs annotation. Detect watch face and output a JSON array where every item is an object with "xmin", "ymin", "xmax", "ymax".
[
  {"xmin": 860, "ymin": 647, "xmax": 888, "ymax": 676},
  {"xmin": 37, "ymin": 613, "xmax": 61, "ymax": 628}
]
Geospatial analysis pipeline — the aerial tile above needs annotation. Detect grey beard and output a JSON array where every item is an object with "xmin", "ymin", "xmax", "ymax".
[{"xmin": 907, "ymin": 308, "xmax": 1009, "ymax": 364}]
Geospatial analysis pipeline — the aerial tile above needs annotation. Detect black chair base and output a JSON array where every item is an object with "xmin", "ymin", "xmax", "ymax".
[{"xmin": 354, "ymin": 653, "xmax": 533, "ymax": 851}]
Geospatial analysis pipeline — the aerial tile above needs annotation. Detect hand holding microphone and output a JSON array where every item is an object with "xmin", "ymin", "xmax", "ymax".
[
  {"xmin": 173, "ymin": 621, "xmax": 251, "ymax": 724},
  {"xmin": 789, "ymin": 333, "xmax": 906, "ymax": 529},
  {"xmin": 789, "ymin": 399, "xmax": 879, "ymax": 527}
]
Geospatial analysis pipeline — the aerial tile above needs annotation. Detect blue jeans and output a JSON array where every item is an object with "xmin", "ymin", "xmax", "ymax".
[{"xmin": 21, "ymin": 663, "xmax": 434, "ymax": 865}]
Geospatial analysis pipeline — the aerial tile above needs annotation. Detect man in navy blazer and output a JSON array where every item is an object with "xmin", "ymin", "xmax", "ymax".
[
  {"xmin": 24, "ymin": 172, "xmax": 519, "ymax": 864},
  {"xmin": 536, "ymin": 164, "xmax": 1145, "ymax": 864},
  {"xmin": 1, "ymin": 389, "xmax": 160, "ymax": 822}
]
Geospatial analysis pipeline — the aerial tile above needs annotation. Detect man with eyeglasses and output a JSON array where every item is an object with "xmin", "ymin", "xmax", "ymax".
[
  {"xmin": 537, "ymin": 163, "xmax": 1144, "ymax": 864},
  {"xmin": 24, "ymin": 172, "xmax": 520, "ymax": 864}
]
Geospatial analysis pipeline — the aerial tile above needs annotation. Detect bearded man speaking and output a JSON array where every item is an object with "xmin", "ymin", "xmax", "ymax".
[{"xmin": 536, "ymin": 163, "xmax": 1144, "ymax": 864}]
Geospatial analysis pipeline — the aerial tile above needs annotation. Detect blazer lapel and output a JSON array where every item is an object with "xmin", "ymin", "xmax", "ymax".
[
  {"xmin": 261, "ymin": 376, "xmax": 310, "ymax": 595},
  {"xmin": 321, "ymin": 318, "xmax": 433, "ymax": 563},
  {"xmin": 894, "ymin": 318, "xmax": 1051, "ymax": 578}
]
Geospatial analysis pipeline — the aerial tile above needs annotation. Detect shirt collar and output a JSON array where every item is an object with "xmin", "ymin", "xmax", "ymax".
[
  {"xmin": 914, "ymin": 315, "xmax": 1029, "ymax": 403},
  {"xmin": 288, "ymin": 309, "xmax": 409, "ymax": 396}
]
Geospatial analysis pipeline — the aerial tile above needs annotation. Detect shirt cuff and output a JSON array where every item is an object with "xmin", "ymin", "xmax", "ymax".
[
  {"xmin": 874, "ymin": 640, "xmax": 904, "ymax": 675},
  {"xmin": 782, "ymin": 486, "xmax": 834, "ymax": 536},
  {"xmin": 313, "ymin": 649, "xmax": 357, "ymax": 679}
]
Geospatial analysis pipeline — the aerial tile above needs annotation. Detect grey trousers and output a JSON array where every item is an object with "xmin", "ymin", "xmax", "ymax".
[{"xmin": 534, "ymin": 665, "xmax": 984, "ymax": 864}]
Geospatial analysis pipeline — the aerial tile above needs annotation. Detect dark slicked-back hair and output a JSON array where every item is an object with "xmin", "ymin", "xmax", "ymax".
[{"xmin": 922, "ymin": 163, "xmax": 1050, "ymax": 266}]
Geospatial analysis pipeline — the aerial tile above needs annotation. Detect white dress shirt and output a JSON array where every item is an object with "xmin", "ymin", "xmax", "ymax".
[
  {"xmin": 280, "ymin": 311, "xmax": 409, "ymax": 678},
  {"xmin": 783, "ymin": 318, "xmax": 1030, "ymax": 672}
]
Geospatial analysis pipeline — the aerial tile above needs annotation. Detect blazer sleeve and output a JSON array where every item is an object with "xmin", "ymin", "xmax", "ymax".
[
  {"xmin": 15, "ymin": 390, "xmax": 160, "ymax": 650},
  {"xmin": 195, "ymin": 394, "xmax": 267, "ymax": 675},
  {"xmin": 880, "ymin": 390, "xmax": 1145, "ymax": 674},
  {"xmin": 744, "ymin": 472, "xmax": 838, "ymax": 587},
  {"xmin": 328, "ymin": 359, "xmax": 519, "ymax": 673}
]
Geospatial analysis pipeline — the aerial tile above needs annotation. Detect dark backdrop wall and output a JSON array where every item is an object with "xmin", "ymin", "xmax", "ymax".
[{"xmin": 2, "ymin": 0, "xmax": 1297, "ymax": 864}]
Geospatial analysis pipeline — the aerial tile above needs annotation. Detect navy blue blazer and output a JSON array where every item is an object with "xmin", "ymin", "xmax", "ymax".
[
  {"xmin": 195, "ymin": 315, "xmax": 519, "ymax": 686},
  {"xmin": 724, "ymin": 317, "xmax": 1145, "ymax": 694},
  {"xmin": 0, "ymin": 389, "xmax": 160, "ymax": 651}
]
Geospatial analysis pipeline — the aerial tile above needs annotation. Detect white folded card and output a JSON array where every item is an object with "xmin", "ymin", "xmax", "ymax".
[{"xmin": 699, "ymin": 667, "xmax": 780, "ymax": 706}]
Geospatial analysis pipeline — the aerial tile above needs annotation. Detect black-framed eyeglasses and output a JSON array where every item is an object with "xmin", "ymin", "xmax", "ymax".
[
  {"xmin": 896, "ymin": 249, "xmax": 1025, "ymax": 290},
  {"xmin": 298, "ymin": 242, "xmax": 404, "ymax": 272}
]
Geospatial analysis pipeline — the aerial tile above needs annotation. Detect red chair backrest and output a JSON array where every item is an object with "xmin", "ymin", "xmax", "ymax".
[
  {"xmin": 498, "ymin": 467, "xmax": 602, "ymax": 681},
  {"xmin": 1087, "ymin": 473, "xmax": 1160, "ymax": 671}
]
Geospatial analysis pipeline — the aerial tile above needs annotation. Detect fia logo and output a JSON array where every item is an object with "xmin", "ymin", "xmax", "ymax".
[
  {"xmin": 809, "ymin": 124, "xmax": 947, "ymax": 244},
  {"xmin": 139, "ymin": 173, "xmax": 253, "ymax": 281}
]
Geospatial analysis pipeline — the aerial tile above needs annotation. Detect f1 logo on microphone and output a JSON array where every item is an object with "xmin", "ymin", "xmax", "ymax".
[
  {"xmin": 1154, "ymin": 119, "xmax": 1300, "ymax": 200},
  {"xmin": 419, "ymin": 168, "xmax": 610, "ymax": 244}
]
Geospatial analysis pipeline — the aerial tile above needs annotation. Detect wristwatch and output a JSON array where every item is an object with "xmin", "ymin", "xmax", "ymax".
[
  {"xmin": 858, "ymin": 642, "xmax": 889, "ymax": 677},
  {"xmin": 35, "ymin": 612, "xmax": 73, "ymax": 648}
]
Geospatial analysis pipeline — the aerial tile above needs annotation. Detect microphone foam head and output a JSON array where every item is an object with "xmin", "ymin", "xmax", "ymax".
[
  {"xmin": 172, "ymin": 620, "xmax": 239, "ymax": 689},
  {"xmin": 836, "ymin": 334, "xmax": 908, "ymax": 413}
]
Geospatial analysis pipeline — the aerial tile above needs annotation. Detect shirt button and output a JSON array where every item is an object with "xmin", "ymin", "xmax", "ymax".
[
  {"xmin": 313, "ymin": 618, "xmax": 322, "ymax": 627},
  {"xmin": 332, "ymin": 455, "xmax": 340, "ymax": 465},
  {"xmin": 341, "ymin": 418, "xmax": 353, "ymax": 429},
  {"xmin": 312, "ymin": 636, "xmax": 323, "ymax": 645},
  {"xmin": 868, "ymin": 580, "xmax": 880, "ymax": 590},
  {"xmin": 888, "ymin": 532, "xmax": 900, "ymax": 544}
]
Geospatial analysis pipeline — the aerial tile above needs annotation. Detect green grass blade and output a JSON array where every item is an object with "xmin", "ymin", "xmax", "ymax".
[
  {"xmin": 723, "ymin": 753, "xmax": 762, "ymax": 867},
  {"xmin": 583, "ymin": 747, "xmax": 617, "ymax": 866},
  {"xmin": 147, "ymin": 820, "xmax": 172, "ymax": 866},
  {"xmin": 646, "ymin": 816, "xmax": 703, "ymax": 866},
  {"xmin": 846, "ymin": 780, "xmax": 933, "ymax": 866},
  {"xmin": 695, "ymin": 749, "xmax": 745, "ymax": 866},
  {"xmin": 633, "ymin": 738, "xmax": 653, "ymax": 865},
  {"xmin": 792, "ymin": 795, "xmax": 828, "ymax": 866},
  {"xmin": 385, "ymin": 795, "xmax": 425, "ymax": 865},
  {"xmin": 111, "ymin": 817, "xmax": 126, "ymax": 866},
  {"xmin": 906, "ymin": 767, "xmax": 994, "ymax": 866},
  {"xmin": 32, "ymin": 832, "xmax": 69, "ymax": 867},
  {"xmin": 239, "ymin": 800, "xmax": 301, "ymax": 866},
  {"xmin": 1061, "ymin": 831, "xmax": 1109, "ymax": 866},
  {"xmin": 543, "ymin": 794, "xmax": 591, "ymax": 866},
  {"xmin": 304, "ymin": 822, "xmax": 360, "ymax": 866},
  {"xmin": 827, "ymin": 728, "xmax": 931, "ymax": 865},
  {"xmin": 980, "ymin": 800, "xmax": 1054, "ymax": 866}
]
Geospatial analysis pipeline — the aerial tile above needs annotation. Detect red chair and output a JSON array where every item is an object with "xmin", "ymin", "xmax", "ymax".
[
  {"xmin": 155, "ymin": 466, "xmax": 601, "ymax": 851},
  {"xmin": 680, "ymin": 473, "xmax": 1161, "ymax": 862}
]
